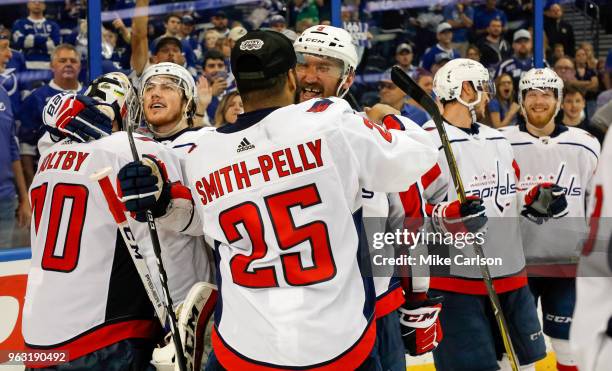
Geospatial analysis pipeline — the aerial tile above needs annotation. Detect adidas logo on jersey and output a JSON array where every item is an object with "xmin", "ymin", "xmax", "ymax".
[{"xmin": 237, "ymin": 138, "xmax": 255, "ymax": 153}]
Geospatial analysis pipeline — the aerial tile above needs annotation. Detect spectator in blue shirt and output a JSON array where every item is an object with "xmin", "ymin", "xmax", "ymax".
[
  {"xmin": 474, "ymin": 0, "xmax": 508, "ymax": 37},
  {"xmin": 477, "ymin": 19, "xmax": 511, "ymax": 72},
  {"xmin": 378, "ymin": 70, "xmax": 430, "ymax": 126},
  {"xmin": 443, "ymin": 1, "xmax": 474, "ymax": 57},
  {"xmin": 17, "ymin": 44, "xmax": 84, "ymax": 186},
  {"xmin": 394, "ymin": 43, "xmax": 417, "ymax": 76},
  {"xmin": 487, "ymin": 73, "xmax": 520, "ymax": 128},
  {"xmin": 12, "ymin": 0, "xmax": 61, "ymax": 70},
  {"xmin": 180, "ymin": 15, "xmax": 203, "ymax": 65},
  {"xmin": 420, "ymin": 23, "xmax": 461, "ymax": 72},
  {"xmin": 0, "ymin": 35, "xmax": 20, "ymax": 115},
  {"xmin": 496, "ymin": 29, "xmax": 540, "ymax": 91},
  {"xmin": 151, "ymin": 14, "xmax": 198, "ymax": 76},
  {"xmin": 0, "ymin": 85, "xmax": 30, "ymax": 247}
]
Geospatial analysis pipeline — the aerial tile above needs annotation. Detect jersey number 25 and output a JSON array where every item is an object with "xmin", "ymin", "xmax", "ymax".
[{"xmin": 219, "ymin": 184, "xmax": 336, "ymax": 288}]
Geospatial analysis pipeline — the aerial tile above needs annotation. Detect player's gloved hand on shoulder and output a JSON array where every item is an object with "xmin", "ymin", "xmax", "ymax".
[
  {"xmin": 118, "ymin": 155, "xmax": 171, "ymax": 222},
  {"xmin": 43, "ymin": 93, "xmax": 113, "ymax": 143},
  {"xmin": 522, "ymin": 182, "xmax": 568, "ymax": 224},
  {"xmin": 399, "ymin": 293, "xmax": 443, "ymax": 356},
  {"xmin": 431, "ymin": 196, "xmax": 487, "ymax": 234}
]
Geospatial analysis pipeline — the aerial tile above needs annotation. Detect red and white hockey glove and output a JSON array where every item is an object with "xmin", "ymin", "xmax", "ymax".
[
  {"xmin": 431, "ymin": 196, "xmax": 487, "ymax": 234},
  {"xmin": 42, "ymin": 93, "xmax": 113, "ymax": 143},
  {"xmin": 398, "ymin": 293, "xmax": 443, "ymax": 356},
  {"xmin": 522, "ymin": 183, "xmax": 568, "ymax": 224}
]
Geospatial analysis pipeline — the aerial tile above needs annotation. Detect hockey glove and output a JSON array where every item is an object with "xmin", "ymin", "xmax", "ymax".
[
  {"xmin": 43, "ymin": 93, "xmax": 113, "ymax": 143},
  {"xmin": 399, "ymin": 293, "xmax": 443, "ymax": 356},
  {"xmin": 431, "ymin": 196, "xmax": 487, "ymax": 235},
  {"xmin": 522, "ymin": 183, "xmax": 568, "ymax": 224},
  {"xmin": 118, "ymin": 155, "xmax": 171, "ymax": 221}
]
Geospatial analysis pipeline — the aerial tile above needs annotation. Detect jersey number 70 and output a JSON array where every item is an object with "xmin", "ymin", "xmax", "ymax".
[
  {"xmin": 30, "ymin": 183, "xmax": 88, "ymax": 272},
  {"xmin": 219, "ymin": 184, "xmax": 336, "ymax": 288}
]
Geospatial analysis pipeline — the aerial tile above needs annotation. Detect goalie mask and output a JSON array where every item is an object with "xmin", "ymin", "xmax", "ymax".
[
  {"xmin": 85, "ymin": 71, "xmax": 140, "ymax": 131},
  {"xmin": 518, "ymin": 68, "xmax": 564, "ymax": 121},
  {"xmin": 294, "ymin": 25, "xmax": 358, "ymax": 98},
  {"xmin": 140, "ymin": 62, "xmax": 198, "ymax": 127},
  {"xmin": 433, "ymin": 58, "xmax": 493, "ymax": 121}
]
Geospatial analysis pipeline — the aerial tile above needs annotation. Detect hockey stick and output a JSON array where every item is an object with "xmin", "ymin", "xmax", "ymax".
[
  {"xmin": 90, "ymin": 167, "xmax": 168, "ymax": 324},
  {"xmin": 390, "ymin": 66, "xmax": 521, "ymax": 371},
  {"xmin": 124, "ymin": 127, "xmax": 188, "ymax": 371},
  {"xmin": 345, "ymin": 91, "xmax": 362, "ymax": 111}
]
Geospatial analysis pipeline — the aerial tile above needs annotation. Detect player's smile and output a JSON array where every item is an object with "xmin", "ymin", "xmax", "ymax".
[
  {"xmin": 300, "ymin": 85, "xmax": 323, "ymax": 101},
  {"xmin": 149, "ymin": 100, "xmax": 167, "ymax": 113}
]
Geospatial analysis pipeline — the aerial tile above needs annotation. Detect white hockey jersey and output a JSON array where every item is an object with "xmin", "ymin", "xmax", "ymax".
[
  {"xmin": 181, "ymin": 97, "xmax": 437, "ymax": 368},
  {"xmin": 23, "ymin": 133, "xmax": 183, "ymax": 361},
  {"xmin": 411, "ymin": 120, "xmax": 527, "ymax": 295},
  {"xmin": 571, "ymin": 130, "xmax": 612, "ymax": 371},
  {"xmin": 502, "ymin": 123, "xmax": 600, "ymax": 267},
  {"xmin": 362, "ymin": 114, "xmax": 425, "ymax": 318},
  {"xmin": 37, "ymin": 128, "xmax": 213, "ymax": 310}
]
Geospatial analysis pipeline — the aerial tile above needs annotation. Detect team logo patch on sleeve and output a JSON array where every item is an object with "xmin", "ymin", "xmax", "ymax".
[{"xmin": 307, "ymin": 98, "xmax": 334, "ymax": 113}]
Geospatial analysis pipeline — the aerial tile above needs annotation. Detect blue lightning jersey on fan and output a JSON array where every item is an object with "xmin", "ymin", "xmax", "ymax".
[
  {"xmin": 12, "ymin": 17, "xmax": 61, "ymax": 68},
  {"xmin": 0, "ymin": 85, "xmax": 18, "ymax": 200},
  {"xmin": 7, "ymin": 49, "xmax": 27, "ymax": 73},
  {"xmin": 0, "ymin": 68, "xmax": 20, "ymax": 114},
  {"xmin": 495, "ymin": 56, "xmax": 549, "ymax": 89},
  {"xmin": 17, "ymin": 81, "xmax": 84, "ymax": 156}
]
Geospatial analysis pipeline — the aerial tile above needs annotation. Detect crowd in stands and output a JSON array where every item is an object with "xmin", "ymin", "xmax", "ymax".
[{"xmin": 2, "ymin": 0, "xmax": 612, "ymax": 248}]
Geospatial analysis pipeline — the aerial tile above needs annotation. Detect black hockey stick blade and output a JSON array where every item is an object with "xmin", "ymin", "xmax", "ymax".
[
  {"xmin": 390, "ymin": 66, "xmax": 442, "ymax": 123},
  {"xmin": 390, "ymin": 66, "xmax": 466, "ymax": 202}
]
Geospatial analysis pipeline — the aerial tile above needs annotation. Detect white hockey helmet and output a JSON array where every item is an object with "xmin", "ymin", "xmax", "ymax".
[
  {"xmin": 518, "ymin": 68, "xmax": 564, "ymax": 117},
  {"xmin": 85, "ymin": 71, "xmax": 140, "ymax": 131},
  {"xmin": 433, "ymin": 58, "xmax": 492, "ymax": 110},
  {"xmin": 294, "ymin": 25, "xmax": 359, "ymax": 97},
  {"xmin": 140, "ymin": 62, "xmax": 198, "ymax": 122}
]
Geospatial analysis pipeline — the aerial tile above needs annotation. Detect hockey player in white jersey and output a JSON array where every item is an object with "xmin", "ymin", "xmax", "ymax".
[
  {"xmin": 116, "ymin": 30, "xmax": 439, "ymax": 369},
  {"xmin": 402, "ymin": 59, "xmax": 568, "ymax": 370},
  {"xmin": 293, "ymin": 25, "xmax": 443, "ymax": 369},
  {"xmin": 23, "ymin": 72, "xmax": 190, "ymax": 369},
  {"xmin": 138, "ymin": 62, "xmax": 215, "ymax": 154},
  {"xmin": 41, "ymin": 68, "xmax": 216, "ymax": 371},
  {"xmin": 501, "ymin": 68, "xmax": 600, "ymax": 371},
  {"xmin": 570, "ymin": 130, "xmax": 612, "ymax": 371},
  {"xmin": 137, "ymin": 62, "xmax": 217, "ymax": 371}
]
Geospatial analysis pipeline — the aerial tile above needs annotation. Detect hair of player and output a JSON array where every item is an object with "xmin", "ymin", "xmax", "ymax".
[
  {"xmin": 563, "ymin": 85, "xmax": 586, "ymax": 99},
  {"xmin": 51, "ymin": 43, "xmax": 81, "ymax": 61},
  {"xmin": 236, "ymin": 70, "xmax": 288, "ymax": 105},
  {"xmin": 203, "ymin": 49, "xmax": 225, "ymax": 65},
  {"xmin": 164, "ymin": 14, "xmax": 181, "ymax": 24},
  {"xmin": 214, "ymin": 90, "xmax": 240, "ymax": 126}
]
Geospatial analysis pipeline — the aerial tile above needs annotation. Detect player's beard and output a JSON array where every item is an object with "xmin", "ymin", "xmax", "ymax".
[
  {"xmin": 525, "ymin": 106, "xmax": 556, "ymax": 128},
  {"xmin": 145, "ymin": 106, "xmax": 185, "ymax": 136}
]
